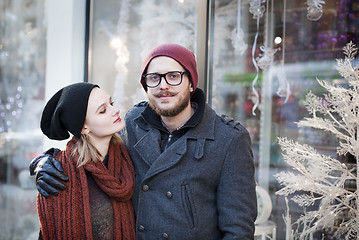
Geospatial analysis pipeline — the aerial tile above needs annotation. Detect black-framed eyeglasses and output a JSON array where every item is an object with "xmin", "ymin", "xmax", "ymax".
[{"xmin": 143, "ymin": 71, "xmax": 188, "ymax": 88}]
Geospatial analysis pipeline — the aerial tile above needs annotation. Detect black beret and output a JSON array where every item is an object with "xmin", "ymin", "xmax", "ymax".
[{"xmin": 40, "ymin": 82, "xmax": 99, "ymax": 140}]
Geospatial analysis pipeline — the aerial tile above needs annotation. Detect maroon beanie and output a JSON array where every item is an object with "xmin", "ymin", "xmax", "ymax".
[{"xmin": 140, "ymin": 43, "xmax": 198, "ymax": 92}]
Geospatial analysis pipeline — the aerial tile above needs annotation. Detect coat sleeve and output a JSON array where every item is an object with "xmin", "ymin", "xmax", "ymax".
[{"xmin": 216, "ymin": 128, "xmax": 257, "ymax": 239}]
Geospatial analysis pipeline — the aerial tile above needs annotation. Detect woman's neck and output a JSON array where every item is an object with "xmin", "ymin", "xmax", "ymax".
[{"xmin": 89, "ymin": 135, "xmax": 111, "ymax": 161}]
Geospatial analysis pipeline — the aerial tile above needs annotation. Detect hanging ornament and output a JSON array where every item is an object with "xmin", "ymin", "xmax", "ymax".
[
  {"xmin": 278, "ymin": 0, "xmax": 291, "ymax": 103},
  {"xmin": 248, "ymin": 0, "xmax": 266, "ymax": 115},
  {"xmin": 231, "ymin": 0, "xmax": 247, "ymax": 55},
  {"xmin": 276, "ymin": 66, "xmax": 291, "ymax": 103},
  {"xmin": 256, "ymin": 46, "xmax": 278, "ymax": 71},
  {"xmin": 306, "ymin": 0, "xmax": 325, "ymax": 21},
  {"xmin": 231, "ymin": 28, "xmax": 247, "ymax": 55},
  {"xmin": 249, "ymin": 0, "xmax": 266, "ymax": 19}
]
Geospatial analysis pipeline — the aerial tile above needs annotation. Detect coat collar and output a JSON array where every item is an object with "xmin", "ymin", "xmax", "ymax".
[
  {"xmin": 134, "ymin": 88, "xmax": 215, "ymax": 140},
  {"xmin": 132, "ymin": 88, "xmax": 216, "ymax": 173}
]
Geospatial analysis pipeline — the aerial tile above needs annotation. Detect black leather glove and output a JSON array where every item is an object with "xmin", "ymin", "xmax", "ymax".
[{"xmin": 29, "ymin": 148, "xmax": 69, "ymax": 198}]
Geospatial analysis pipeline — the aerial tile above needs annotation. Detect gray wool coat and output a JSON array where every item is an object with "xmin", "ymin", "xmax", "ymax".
[{"xmin": 122, "ymin": 101, "xmax": 257, "ymax": 240}]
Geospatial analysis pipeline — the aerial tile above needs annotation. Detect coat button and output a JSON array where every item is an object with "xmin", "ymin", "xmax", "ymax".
[
  {"xmin": 162, "ymin": 233, "xmax": 169, "ymax": 239},
  {"xmin": 166, "ymin": 191, "xmax": 173, "ymax": 199},
  {"xmin": 138, "ymin": 225, "xmax": 145, "ymax": 232},
  {"xmin": 142, "ymin": 184, "xmax": 149, "ymax": 192}
]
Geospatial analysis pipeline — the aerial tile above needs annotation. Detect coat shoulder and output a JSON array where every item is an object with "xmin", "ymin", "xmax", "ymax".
[
  {"xmin": 125, "ymin": 101, "xmax": 148, "ymax": 119},
  {"xmin": 134, "ymin": 101, "xmax": 149, "ymax": 107},
  {"xmin": 219, "ymin": 114, "xmax": 247, "ymax": 133}
]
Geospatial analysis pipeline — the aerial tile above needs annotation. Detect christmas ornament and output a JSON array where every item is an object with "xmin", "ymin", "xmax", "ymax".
[
  {"xmin": 231, "ymin": 0, "xmax": 247, "ymax": 55},
  {"xmin": 306, "ymin": 0, "xmax": 325, "ymax": 21},
  {"xmin": 249, "ymin": 0, "xmax": 266, "ymax": 19},
  {"xmin": 256, "ymin": 46, "xmax": 278, "ymax": 71},
  {"xmin": 276, "ymin": 66, "xmax": 290, "ymax": 103},
  {"xmin": 248, "ymin": 0, "xmax": 266, "ymax": 115}
]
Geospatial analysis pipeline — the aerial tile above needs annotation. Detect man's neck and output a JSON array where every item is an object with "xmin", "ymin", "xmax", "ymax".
[{"xmin": 161, "ymin": 103, "xmax": 195, "ymax": 132}]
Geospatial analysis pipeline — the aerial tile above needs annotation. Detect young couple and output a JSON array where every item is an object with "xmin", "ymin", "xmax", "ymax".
[{"xmin": 32, "ymin": 43, "xmax": 257, "ymax": 239}]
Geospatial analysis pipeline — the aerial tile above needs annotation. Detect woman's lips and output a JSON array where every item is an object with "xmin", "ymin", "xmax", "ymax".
[{"xmin": 113, "ymin": 117, "xmax": 121, "ymax": 123}]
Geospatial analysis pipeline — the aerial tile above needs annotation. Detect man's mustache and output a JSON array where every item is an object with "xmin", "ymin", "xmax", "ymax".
[{"xmin": 153, "ymin": 91, "xmax": 178, "ymax": 97}]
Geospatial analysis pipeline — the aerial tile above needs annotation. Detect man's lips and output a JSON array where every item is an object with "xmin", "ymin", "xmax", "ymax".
[
  {"xmin": 155, "ymin": 91, "xmax": 177, "ymax": 98},
  {"xmin": 113, "ymin": 117, "xmax": 121, "ymax": 123}
]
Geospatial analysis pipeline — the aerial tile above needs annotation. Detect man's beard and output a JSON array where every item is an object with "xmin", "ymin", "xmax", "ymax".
[{"xmin": 148, "ymin": 90, "xmax": 191, "ymax": 117}]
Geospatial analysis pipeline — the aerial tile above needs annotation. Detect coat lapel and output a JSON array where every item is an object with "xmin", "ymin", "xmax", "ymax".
[
  {"xmin": 144, "ymin": 136, "xmax": 188, "ymax": 179},
  {"xmin": 134, "ymin": 104, "xmax": 217, "ymax": 180},
  {"xmin": 134, "ymin": 128, "xmax": 162, "ymax": 166}
]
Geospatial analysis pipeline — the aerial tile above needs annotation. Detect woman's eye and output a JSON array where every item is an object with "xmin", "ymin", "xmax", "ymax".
[
  {"xmin": 100, "ymin": 108, "xmax": 106, "ymax": 114},
  {"xmin": 110, "ymin": 101, "xmax": 114, "ymax": 106}
]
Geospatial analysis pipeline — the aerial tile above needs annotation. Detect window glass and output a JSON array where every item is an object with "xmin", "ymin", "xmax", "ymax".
[
  {"xmin": 0, "ymin": 0, "xmax": 47, "ymax": 238},
  {"xmin": 209, "ymin": 0, "xmax": 358, "ymax": 239},
  {"xmin": 89, "ymin": 0, "xmax": 198, "ymax": 114}
]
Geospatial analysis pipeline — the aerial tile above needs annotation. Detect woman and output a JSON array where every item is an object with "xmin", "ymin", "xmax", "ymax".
[{"xmin": 37, "ymin": 82, "xmax": 135, "ymax": 239}]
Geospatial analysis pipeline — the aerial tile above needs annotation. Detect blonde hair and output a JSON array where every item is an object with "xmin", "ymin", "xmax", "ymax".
[{"xmin": 73, "ymin": 133, "xmax": 123, "ymax": 167}]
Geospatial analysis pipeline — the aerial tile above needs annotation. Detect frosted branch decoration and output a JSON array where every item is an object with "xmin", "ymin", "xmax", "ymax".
[
  {"xmin": 275, "ymin": 42, "xmax": 359, "ymax": 240},
  {"xmin": 283, "ymin": 197, "xmax": 294, "ymax": 240},
  {"xmin": 306, "ymin": 0, "xmax": 325, "ymax": 21}
]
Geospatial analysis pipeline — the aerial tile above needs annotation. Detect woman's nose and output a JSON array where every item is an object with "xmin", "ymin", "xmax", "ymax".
[{"xmin": 112, "ymin": 106, "xmax": 120, "ymax": 116}]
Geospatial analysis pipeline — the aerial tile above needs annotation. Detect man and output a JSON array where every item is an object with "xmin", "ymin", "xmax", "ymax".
[{"xmin": 30, "ymin": 43, "xmax": 257, "ymax": 239}]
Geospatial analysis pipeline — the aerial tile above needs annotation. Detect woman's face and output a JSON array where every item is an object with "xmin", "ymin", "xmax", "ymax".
[{"xmin": 82, "ymin": 87, "xmax": 125, "ymax": 140}]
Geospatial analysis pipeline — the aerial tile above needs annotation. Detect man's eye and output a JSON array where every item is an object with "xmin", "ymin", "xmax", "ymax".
[
  {"xmin": 150, "ymin": 75, "xmax": 159, "ymax": 80},
  {"xmin": 168, "ymin": 73, "xmax": 179, "ymax": 79}
]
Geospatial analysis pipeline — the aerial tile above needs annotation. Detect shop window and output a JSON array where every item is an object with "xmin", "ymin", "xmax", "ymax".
[
  {"xmin": 0, "ymin": 0, "xmax": 47, "ymax": 239},
  {"xmin": 88, "ymin": 0, "xmax": 359, "ymax": 238},
  {"xmin": 209, "ymin": 0, "xmax": 358, "ymax": 239}
]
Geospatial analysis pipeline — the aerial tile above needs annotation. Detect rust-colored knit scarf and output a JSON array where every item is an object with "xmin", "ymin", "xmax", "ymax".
[{"xmin": 37, "ymin": 137, "xmax": 135, "ymax": 239}]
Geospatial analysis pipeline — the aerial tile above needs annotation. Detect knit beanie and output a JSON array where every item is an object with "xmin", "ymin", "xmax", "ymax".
[
  {"xmin": 40, "ymin": 82, "xmax": 99, "ymax": 140},
  {"xmin": 140, "ymin": 43, "xmax": 198, "ymax": 92}
]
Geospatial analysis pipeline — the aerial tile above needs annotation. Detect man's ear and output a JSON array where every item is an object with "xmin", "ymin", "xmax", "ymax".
[{"xmin": 189, "ymin": 81, "xmax": 194, "ymax": 92}]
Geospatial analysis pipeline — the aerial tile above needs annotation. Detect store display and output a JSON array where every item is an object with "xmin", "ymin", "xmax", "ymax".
[
  {"xmin": 89, "ymin": 0, "xmax": 359, "ymax": 239},
  {"xmin": 275, "ymin": 42, "xmax": 359, "ymax": 239}
]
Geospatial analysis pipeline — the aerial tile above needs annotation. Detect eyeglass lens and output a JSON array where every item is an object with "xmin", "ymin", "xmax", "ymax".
[{"xmin": 144, "ymin": 71, "xmax": 184, "ymax": 87}]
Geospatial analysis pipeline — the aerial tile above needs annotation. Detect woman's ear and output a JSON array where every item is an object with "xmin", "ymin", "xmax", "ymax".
[{"xmin": 81, "ymin": 125, "xmax": 90, "ymax": 135}]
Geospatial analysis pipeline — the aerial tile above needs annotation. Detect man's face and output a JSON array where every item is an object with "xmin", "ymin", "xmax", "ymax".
[{"xmin": 146, "ymin": 56, "xmax": 193, "ymax": 117}]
